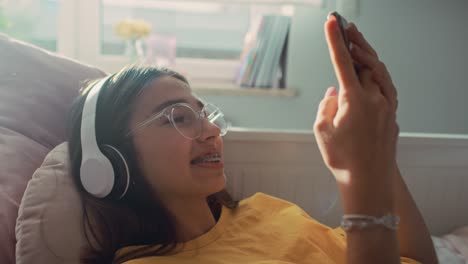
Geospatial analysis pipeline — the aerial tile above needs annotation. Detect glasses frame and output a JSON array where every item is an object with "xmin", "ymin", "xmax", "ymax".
[{"xmin": 126, "ymin": 102, "xmax": 228, "ymax": 139}]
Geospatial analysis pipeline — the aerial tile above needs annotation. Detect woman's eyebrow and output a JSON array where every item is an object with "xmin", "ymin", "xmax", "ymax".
[{"xmin": 151, "ymin": 98, "xmax": 204, "ymax": 114}]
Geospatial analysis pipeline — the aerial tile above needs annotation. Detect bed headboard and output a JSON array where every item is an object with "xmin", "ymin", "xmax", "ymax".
[{"xmin": 223, "ymin": 127, "xmax": 468, "ymax": 236}]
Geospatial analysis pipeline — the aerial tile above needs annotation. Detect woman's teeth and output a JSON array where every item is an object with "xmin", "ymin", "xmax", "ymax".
[{"xmin": 191, "ymin": 154, "xmax": 221, "ymax": 164}]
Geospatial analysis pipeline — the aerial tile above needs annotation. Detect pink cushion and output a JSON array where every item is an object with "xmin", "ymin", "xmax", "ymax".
[
  {"xmin": 0, "ymin": 33, "xmax": 105, "ymax": 147},
  {"xmin": 0, "ymin": 32, "xmax": 105, "ymax": 264},
  {"xmin": 0, "ymin": 128, "xmax": 49, "ymax": 264}
]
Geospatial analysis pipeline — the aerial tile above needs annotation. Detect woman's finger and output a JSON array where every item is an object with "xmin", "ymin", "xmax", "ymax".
[
  {"xmin": 347, "ymin": 22, "xmax": 399, "ymax": 109},
  {"xmin": 325, "ymin": 15, "xmax": 360, "ymax": 99},
  {"xmin": 347, "ymin": 23, "xmax": 378, "ymax": 58},
  {"xmin": 358, "ymin": 67, "xmax": 380, "ymax": 95},
  {"xmin": 350, "ymin": 44, "xmax": 380, "ymax": 69},
  {"xmin": 314, "ymin": 87, "xmax": 339, "ymax": 134},
  {"xmin": 350, "ymin": 45, "xmax": 398, "ymax": 110},
  {"xmin": 371, "ymin": 62, "xmax": 398, "ymax": 111},
  {"xmin": 350, "ymin": 44, "xmax": 392, "ymax": 90}
]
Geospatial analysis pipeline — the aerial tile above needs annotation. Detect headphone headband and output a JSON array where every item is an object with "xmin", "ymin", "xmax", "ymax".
[{"xmin": 81, "ymin": 78, "xmax": 108, "ymax": 157}]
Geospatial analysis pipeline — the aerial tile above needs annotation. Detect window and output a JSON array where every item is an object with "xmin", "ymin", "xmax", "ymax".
[
  {"xmin": 101, "ymin": 0, "xmax": 250, "ymax": 60},
  {"xmin": 2, "ymin": 0, "xmax": 322, "ymax": 87},
  {"xmin": 96, "ymin": 0, "xmax": 303, "ymax": 82},
  {"xmin": 0, "ymin": 0, "xmax": 59, "ymax": 52}
]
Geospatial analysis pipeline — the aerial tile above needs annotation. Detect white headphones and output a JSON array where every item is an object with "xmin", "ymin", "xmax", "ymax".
[{"xmin": 79, "ymin": 77, "xmax": 130, "ymax": 199}]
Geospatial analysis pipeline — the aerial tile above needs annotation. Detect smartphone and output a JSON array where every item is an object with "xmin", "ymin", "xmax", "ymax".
[{"xmin": 328, "ymin": 11, "xmax": 360, "ymax": 72}]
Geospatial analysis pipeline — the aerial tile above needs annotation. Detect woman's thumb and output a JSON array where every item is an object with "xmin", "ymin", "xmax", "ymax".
[{"xmin": 314, "ymin": 87, "xmax": 338, "ymax": 135}]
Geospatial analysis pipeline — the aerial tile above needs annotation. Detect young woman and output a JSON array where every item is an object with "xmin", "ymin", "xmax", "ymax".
[{"xmin": 66, "ymin": 15, "xmax": 437, "ymax": 264}]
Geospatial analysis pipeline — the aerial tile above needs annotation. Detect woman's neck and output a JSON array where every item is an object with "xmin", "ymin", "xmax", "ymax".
[{"xmin": 164, "ymin": 196, "xmax": 218, "ymax": 242}]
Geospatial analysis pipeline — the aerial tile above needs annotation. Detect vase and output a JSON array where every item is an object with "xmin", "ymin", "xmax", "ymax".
[{"xmin": 124, "ymin": 38, "xmax": 144, "ymax": 62}]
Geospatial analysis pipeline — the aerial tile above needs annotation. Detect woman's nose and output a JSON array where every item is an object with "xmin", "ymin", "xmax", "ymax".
[{"xmin": 198, "ymin": 117, "xmax": 221, "ymax": 141}]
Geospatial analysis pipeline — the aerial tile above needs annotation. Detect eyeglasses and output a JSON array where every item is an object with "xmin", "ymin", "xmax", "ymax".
[{"xmin": 126, "ymin": 102, "xmax": 229, "ymax": 140}]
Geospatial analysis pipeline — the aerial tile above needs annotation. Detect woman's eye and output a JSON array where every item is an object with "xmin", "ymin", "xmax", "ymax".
[{"xmin": 173, "ymin": 116, "xmax": 185, "ymax": 123}]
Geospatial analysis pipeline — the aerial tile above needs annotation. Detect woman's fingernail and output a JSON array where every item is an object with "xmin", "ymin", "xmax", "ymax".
[{"xmin": 325, "ymin": 87, "xmax": 336, "ymax": 97}]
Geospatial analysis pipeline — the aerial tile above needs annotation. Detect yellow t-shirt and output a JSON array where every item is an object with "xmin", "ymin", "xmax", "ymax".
[{"xmin": 117, "ymin": 192, "xmax": 420, "ymax": 264}]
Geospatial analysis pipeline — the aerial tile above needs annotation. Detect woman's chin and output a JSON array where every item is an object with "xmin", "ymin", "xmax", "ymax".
[
  {"xmin": 206, "ymin": 172, "xmax": 227, "ymax": 194},
  {"xmin": 190, "ymin": 168, "xmax": 226, "ymax": 193}
]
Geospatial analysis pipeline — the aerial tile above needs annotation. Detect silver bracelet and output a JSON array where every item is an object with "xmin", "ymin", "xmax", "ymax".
[{"xmin": 341, "ymin": 213, "xmax": 400, "ymax": 231}]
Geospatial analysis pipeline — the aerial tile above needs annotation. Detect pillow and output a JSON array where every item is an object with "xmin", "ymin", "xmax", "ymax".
[
  {"xmin": 0, "ymin": 128, "xmax": 50, "ymax": 264},
  {"xmin": 443, "ymin": 226, "xmax": 468, "ymax": 261},
  {"xmin": 0, "ymin": 32, "xmax": 105, "ymax": 264},
  {"xmin": 0, "ymin": 33, "xmax": 105, "ymax": 147},
  {"xmin": 431, "ymin": 236, "xmax": 465, "ymax": 264},
  {"xmin": 16, "ymin": 142, "xmax": 85, "ymax": 264}
]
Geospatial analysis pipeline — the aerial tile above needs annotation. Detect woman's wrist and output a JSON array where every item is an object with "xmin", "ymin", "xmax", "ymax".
[{"xmin": 337, "ymin": 170, "xmax": 396, "ymax": 216}]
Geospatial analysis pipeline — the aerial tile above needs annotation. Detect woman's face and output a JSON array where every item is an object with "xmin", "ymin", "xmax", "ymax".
[{"xmin": 128, "ymin": 76, "xmax": 226, "ymax": 202}]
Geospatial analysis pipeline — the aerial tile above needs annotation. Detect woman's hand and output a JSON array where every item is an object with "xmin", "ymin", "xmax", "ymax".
[{"xmin": 314, "ymin": 15, "xmax": 400, "ymax": 214}]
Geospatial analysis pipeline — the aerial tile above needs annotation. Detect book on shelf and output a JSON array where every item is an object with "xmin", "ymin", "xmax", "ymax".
[
  {"xmin": 235, "ymin": 14, "xmax": 291, "ymax": 89},
  {"xmin": 236, "ymin": 16, "xmax": 270, "ymax": 87}
]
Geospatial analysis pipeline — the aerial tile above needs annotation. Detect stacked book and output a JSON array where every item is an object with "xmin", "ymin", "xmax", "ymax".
[{"xmin": 235, "ymin": 15, "xmax": 291, "ymax": 89}]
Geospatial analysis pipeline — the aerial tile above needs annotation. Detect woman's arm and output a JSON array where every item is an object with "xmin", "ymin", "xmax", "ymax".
[
  {"xmin": 341, "ymin": 21, "xmax": 438, "ymax": 263},
  {"xmin": 315, "ymin": 13, "xmax": 437, "ymax": 263},
  {"xmin": 394, "ymin": 166, "xmax": 438, "ymax": 263},
  {"xmin": 316, "ymin": 14, "xmax": 403, "ymax": 263},
  {"xmin": 339, "ymin": 170, "xmax": 400, "ymax": 264}
]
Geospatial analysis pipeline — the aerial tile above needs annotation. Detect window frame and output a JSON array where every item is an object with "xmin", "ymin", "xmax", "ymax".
[{"xmin": 57, "ymin": 0, "xmax": 321, "ymax": 83}]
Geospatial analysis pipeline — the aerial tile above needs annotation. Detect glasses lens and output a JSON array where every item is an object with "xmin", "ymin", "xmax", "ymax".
[
  {"xmin": 171, "ymin": 105, "xmax": 200, "ymax": 139},
  {"xmin": 204, "ymin": 104, "xmax": 228, "ymax": 136},
  {"xmin": 170, "ymin": 103, "xmax": 229, "ymax": 139}
]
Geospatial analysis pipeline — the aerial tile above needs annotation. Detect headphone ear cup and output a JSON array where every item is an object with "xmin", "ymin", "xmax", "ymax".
[{"xmin": 100, "ymin": 145, "xmax": 131, "ymax": 199}]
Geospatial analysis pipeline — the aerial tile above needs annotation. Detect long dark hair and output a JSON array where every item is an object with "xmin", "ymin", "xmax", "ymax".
[{"xmin": 66, "ymin": 65, "xmax": 238, "ymax": 264}]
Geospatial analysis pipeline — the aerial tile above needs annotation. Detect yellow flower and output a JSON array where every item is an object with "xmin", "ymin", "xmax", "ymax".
[{"xmin": 115, "ymin": 19, "xmax": 152, "ymax": 40}]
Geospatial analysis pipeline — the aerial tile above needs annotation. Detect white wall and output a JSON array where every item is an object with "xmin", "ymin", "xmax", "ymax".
[
  {"xmin": 223, "ymin": 128, "xmax": 468, "ymax": 235},
  {"xmin": 204, "ymin": 0, "xmax": 468, "ymax": 134}
]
